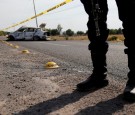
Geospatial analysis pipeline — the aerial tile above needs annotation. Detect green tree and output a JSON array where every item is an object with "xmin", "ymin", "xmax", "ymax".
[
  {"xmin": 39, "ymin": 23, "xmax": 46, "ymax": 31},
  {"xmin": 0, "ymin": 31, "xmax": 5, "ymax": 36},
  {"xmin": 76, "ymin": 31, "xmax": 84, "ymax": 35},
  {"xmin": 50, "ymin": 29, "xmax": 59, "ymax": 36},
  {"xmin": 66, "ymin": 29, "xmax": 74, "ymax": 36},
  {"xmin": 109, "ymin": 28, "xmax": 123, "ymax": 34},
  {"xmin": 117, "ymin": 28, "xmax": 122, "ymax": 34},
  {"xmin": 109, "ymin": 29, "xmax": 117, "ymax": 34}
]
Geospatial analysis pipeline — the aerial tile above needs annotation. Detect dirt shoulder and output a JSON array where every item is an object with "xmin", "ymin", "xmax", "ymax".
[{"xmin": 0, "ymin": 40, "xmax": 135, "ymax": 115}]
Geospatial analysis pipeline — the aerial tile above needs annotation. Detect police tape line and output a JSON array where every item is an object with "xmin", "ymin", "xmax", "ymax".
[{"xmin": 1, "ymin": 0, "xmax": 73, "ymax": 31}]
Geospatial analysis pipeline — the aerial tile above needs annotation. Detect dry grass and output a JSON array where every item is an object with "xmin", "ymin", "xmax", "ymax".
[
  {"xmin": 107, "ymin": 34, "xmax": 125, "ymax": 41},
  {"xmin": 51, "ymin": 34, "xmax": 125, "ymax": 42},
  {"xmin": 51, "ymin": 36, "xmax": 88, "ymax": 41}
]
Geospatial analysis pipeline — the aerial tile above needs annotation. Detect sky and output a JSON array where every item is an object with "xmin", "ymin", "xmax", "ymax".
[{"xmin": 0, "ymin": 0, "xmax": 122, "ymax": 32}]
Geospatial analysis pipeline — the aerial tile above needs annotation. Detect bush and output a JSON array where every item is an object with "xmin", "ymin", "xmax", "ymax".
[
  {"xmin": 65, "ymin": 36, "xmax": 69, "ymax": 40},
  {"xmin": 108, "ymin": 36, "xmax": 118, "ymax": 41},
  {"xmin": 50, "ymin": 29, "xmax": 59, "ymax": 36},
  {"xmin": 76, "ymin": 31, "xmax": 84, "ymax": 35},
  {"xmin": 0, "ymin": 31, "xmax": 5, "ymax": 36},
  {"xmin": 66, "ymin": 29, "xmax": 74, "ymax": 36}
]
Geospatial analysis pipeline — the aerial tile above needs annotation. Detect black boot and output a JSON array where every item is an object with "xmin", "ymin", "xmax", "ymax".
[
  {"xmin": 76, "ymin": 75, "xmax": 108, "ymax": 92},
  {"xmin": 123, "ymin": 53, "xmax": 135, "ymax": 102},
  {"xmin": 77, "ymin": 50, "xmax": 108, "ymax": 92}
]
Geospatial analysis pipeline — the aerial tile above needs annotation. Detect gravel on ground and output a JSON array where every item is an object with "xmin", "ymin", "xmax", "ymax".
[{"xmin": 0, "ymin": 40, "xmax": 135, "ymax": 115}]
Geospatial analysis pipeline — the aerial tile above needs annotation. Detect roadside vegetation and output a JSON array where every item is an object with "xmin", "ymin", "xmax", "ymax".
[
  {"xmin": 50, "ymin": 34, "xmax": 124, "ymax": 41},
  {"xmin": 0, "ymin": 31, "xmax": 10, "ymax": 36},
  {"xmin": 0, "ymin": 24, "xmax": 124, "ymax": 41},
  {"xmin": 47, "ymin": 25, "xmax": 124, "ymax": 41}
]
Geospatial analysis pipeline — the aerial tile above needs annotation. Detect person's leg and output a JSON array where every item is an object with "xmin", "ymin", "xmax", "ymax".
[
  {"xmin": 77, "ymin": 0, "xmax": 109, "ymax": 91},
  {"xmin": 116, "ymin": 0, "xmax": 135, "ymax": 101}
]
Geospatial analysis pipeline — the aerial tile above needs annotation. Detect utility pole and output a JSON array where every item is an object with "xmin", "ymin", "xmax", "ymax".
[{"xmin": 33, "ymin": 0, "xmax": 38, "ymax": 27}]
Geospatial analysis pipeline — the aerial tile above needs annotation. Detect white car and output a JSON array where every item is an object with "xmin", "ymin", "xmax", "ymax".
[{"xmin": 7, "ymin": 26, "xmax": 51, "ymax": 41}]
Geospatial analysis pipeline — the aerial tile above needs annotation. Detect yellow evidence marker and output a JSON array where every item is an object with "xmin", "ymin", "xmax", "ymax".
[
  {"xmin": 21, "ymin": 50, "xmax": 30, "ymax": 54},
  {"xmin": 45, "ymin": 61, "xmax": 59, "ymax": 69}
]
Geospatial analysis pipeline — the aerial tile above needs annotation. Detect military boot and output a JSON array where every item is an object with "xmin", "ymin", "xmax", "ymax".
[
  {"xmin": 123, "ymin": 53, "xmax": 135, "ymax": 102},
  {"xmin": 77, "ymin": 50, "xmax": 108, "ymax": 92}
]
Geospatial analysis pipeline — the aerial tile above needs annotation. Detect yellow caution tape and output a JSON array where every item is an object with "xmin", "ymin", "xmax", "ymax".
[{"xmin": 1, "ymin": 0, "xmax": 73, "ymax": 31}]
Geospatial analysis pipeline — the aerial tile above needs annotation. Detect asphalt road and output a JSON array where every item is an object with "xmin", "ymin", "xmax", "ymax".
[
  {"xmin": 9, "ymin": 40, "xmax": 128, "ymax": 81},
  {"xmin": 1, "ymin": 38, "xmax": 135, "ymax": 115}
]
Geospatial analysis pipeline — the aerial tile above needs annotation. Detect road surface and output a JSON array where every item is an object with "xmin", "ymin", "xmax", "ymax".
[
  {"xmin": 0, "ymin": 36, "xmax": 135, "ymax": 115},
  {"xmin": 12, "ymin": 40, "xmax": 128, "ymax": 81}
]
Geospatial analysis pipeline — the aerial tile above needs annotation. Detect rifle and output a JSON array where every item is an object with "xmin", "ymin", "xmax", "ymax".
[{"xmin": 91, "ymin": 0, "xmax": 101, "ymax": 37}]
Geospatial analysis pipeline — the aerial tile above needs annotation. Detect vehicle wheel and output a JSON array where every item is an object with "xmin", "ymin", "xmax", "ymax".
[
  {"xmin": 33, "ymin": 36, "xmax": 40, "ymax": 41},
  {"xmin": 8, "ymin": 36, "xmax": 15, "ymax": 41},
  {"xmin": 21, "ymin": 38, "xmax": 25, "ymax": 41}
]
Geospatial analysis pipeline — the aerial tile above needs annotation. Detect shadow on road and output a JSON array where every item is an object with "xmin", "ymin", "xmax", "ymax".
[
  {"xmin": 15, "ymin": 88, "xmax": 132, "ymax": 115},
  {"xmin": 16, "ymin": 90, "xmax": 89, "ymax": 115},
  {"xmin": 75, "ymin": 94, "xmax": 131, "ymax": 115}
]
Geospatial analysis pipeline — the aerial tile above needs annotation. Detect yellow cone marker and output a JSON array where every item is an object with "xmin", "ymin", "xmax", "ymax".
[
  {"xmin": 21, "ymin": 50, "xmax": 30, "ymax": 54},
  {"xmin": 14, "ymin": 45, "xmax": 19, "ymax": 48},
  {"xmin": 45, "ymin": 61, "xmax": 59, "ymax": 69},
  {"xmin": 9, "ymin": 44, "xmax": 14, "ymax": 47}
]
